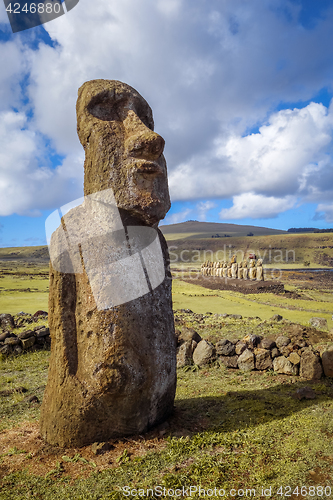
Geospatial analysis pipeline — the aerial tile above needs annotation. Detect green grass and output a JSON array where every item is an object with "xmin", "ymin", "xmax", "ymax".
[
  {"xmin": 0, "ymin": 262, "xmax": 49, "ymax": 314},
  {"xmin": 1, "ymin": 358, "xmax": 333, "ymax": 499},
  {"xmin": 167, "ymin": 232, "xmax": 333, "ymax": 267},
  {"xmin": 171, "ymin": 279, "xmax": 333, "ymax": 329},
  {"xmin": 0, "ymin": 350, "xmax": 50, "ymax": 431}
]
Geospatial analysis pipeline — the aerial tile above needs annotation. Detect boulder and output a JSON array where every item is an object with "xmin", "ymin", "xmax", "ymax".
[
  {"xmin": 300, "ymin": 349, "xmax": 323, "ymax": 380},
  {"xmin": 270, "ymin": 347, "xmax": 280, "ymax": 359},
  {"xmin": 238, "ymin": 349, "xmax": 255, "ymax": 371},
  {"xmin": 33, "ymin": 310, "xmax": 48, "ymax": 318},
  {"xmin": 36, "ymin": 328, "xmax": 50, "ymax": 338},
  {"xmin": 21, "ymin": 336, "xmax": 36, "ymax": 350},
  {"xmin": 288, "ymin": 352, "xmax": 301, "ymax": 365},
  {"xmin": 18, "ymin": 330, "xmax": 35, "ymax": 340},
  {"xmin": 271, "ymin": 314, "xmax": 283, "ymax": 321},
  {"xmin": 254, "ymin": 348, "xmax": 273, "ymax": 371},
  {"xmin": 177, "ymin": 340, "xmax": 197, "ymax": 368},
  {"xmin": 309, "ymin": 317, "xmax": 328, "ymax": 330},
  {"xmin": 177, "ymin": 327, "xmax": 202, "ymax": 346},
  {"xmin": 275, "ymin": 336, "xmax": 291, "ymax": 349},
  {"xmin": 260, "ymin": 338, "xmax": 276, "ymax": 350},
  {"xmin": 279, "ymin": 344, "xmax": 293, "ymax": 357},
  {"xmin": 248, "ymin": 335, "xmax": 262, "ymax": 349},
  {"xmin": 273, "ymin": 356, "xmax": 298, "ymax": 375},
  {"xmin": 0, "ymin": 345, "xmax": 11, "ymax": 355},
  {"xmin": 321, "ymin": 346, "xmax": 333, "ymax": 377},
  {"xmin": 4, "ymin": 336, "xmax": 20, "ymax": 346},
  {"xmin": 193, "ymin": 340, "xmax": 216, "ymax": 366},
  {"xmin": 0, "ymin": 332, "xmax": 10, "ymax": 342},
  {"xmin": 215, "ymin": 339, "xmax": 235, "ymax": 356},
  {"xmin": 0, "ymin": 314, "xmax": 14, "ymax": 330},
  {"xmin": 219, "ymin": 355, "xmax": 239, "ymax": 368},
  {"xmin": 235, "ymin": 341, "xmax": 247, "ymax": 355}
]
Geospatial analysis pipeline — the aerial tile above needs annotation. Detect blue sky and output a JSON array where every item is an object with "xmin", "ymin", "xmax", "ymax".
[{"xmin": 1, "ymin": 0, "xmax": 333, "ymax": 247}]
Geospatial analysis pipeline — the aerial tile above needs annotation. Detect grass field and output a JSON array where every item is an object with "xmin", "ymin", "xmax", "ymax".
[
  {"xmin": 1, "ymin": 338, "xmax": 333, "ymax": 498},
  {"xmin": 1, "ymin": 241, "xmax": 333, "ymax": 499}
]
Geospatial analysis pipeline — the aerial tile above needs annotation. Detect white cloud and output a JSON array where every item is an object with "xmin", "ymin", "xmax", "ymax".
[
  {"xmin": 162, "ymin": 208, "xmax": 193, "ymax": 225},
  {"xmin": 1, "ymin": 0, "xmax": 333, "ymax": 218},
  {"xmin": 0, "ymin": 110, "xmax": 83, "ymax": 216},
  {"xmin": 169, "ymin": 101, "xmax": 333, "ymax": 207},
  {"xmin": 219, "ymin": 193, "xmax": 297, "ymax": 220},
  {"xmin": 315, "ymin": 203, "xmax": 333, "ymax": 223},
  {"xmin": 197, "ymin": 201, "xmax": 216, "ymax": 221}
]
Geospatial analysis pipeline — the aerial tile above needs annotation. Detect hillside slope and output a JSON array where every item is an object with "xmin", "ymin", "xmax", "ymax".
[{"xmin": 159, "ymin": 220, "xmax": 287, "ymax": 240}]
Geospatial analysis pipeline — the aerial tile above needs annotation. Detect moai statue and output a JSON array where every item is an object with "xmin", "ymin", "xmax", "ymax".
[
  {"xmin": 249, "ymin": 259, "xmax": 257, "ymax": 280},
  {"xmin": 256, "ymin": 259, "xmax": 264, "ymax": 281},
  {"xmin": 40, "ymin": 80, "xmax": 176, "ymax": 448},
  {"xmin": 242, "ymin": 260, "xmax": 248, "ymax": 280},
  {"xmin": 223, "ymin": 262, "xmax": 228, "ymax": 278},
  {"xmin": 218, "ymin": 262, "xmax": 223, "ymax": 277},
  {"xmin": 230, "ymin": 254, "xmax": 236, "ymax": 264},
  {"xmin": 227, "ymin": 261, "xmax": 232, "ymax": 278},
  {"xmin": 237, "ymin": 261, "xmax": 243, "ymax": 279},
  {"xmin": 231, "ymin": 261, "xmax": 238, "ymax": 279}
]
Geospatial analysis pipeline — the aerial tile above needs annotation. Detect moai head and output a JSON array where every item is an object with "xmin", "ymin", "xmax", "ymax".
[
  {"xmin": 76, "ymin": 80, "xmax": 170, "ymax": 226},
  {"xmin": 238, "ymin": 261, "xmax": 243, "ymax": 269},
  {"xmin": 242, "ymin": 260, "xmax": 247, "ymax": 268},
  {"xmin": 230, "ymin": 254, "xmax": 236, "ymax": 264},
  {"xmin": 223, "ymin": 262, "xmax": 227, "ymax": 268},
  {"xmin": 257, "ymin": 259, "xmax": 263, "ymax": 266},
  {"xmin": 249, "ymin": 260, "xmax": 255, "ymax": 268}
]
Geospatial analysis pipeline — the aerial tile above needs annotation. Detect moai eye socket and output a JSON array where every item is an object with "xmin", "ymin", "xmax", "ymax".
[{"xmin": 87, "ymin": 92, "xmax": 125, "ymax": 122}]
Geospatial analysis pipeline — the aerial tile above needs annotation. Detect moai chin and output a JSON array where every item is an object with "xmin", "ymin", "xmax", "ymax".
[{"xmin": 40, "ymin": 80, "xmax": 176, "ymax": 448}]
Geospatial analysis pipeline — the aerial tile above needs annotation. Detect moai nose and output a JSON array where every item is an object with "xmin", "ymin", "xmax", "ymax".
[{"xmin": 124, "ymin": 111, "xmax": 165, "ymax": 161}]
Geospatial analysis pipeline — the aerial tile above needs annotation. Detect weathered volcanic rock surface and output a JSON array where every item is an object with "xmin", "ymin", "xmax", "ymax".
[{"xmin": 40, "ymin": 80, "xmax": 176, "ymax": 447}]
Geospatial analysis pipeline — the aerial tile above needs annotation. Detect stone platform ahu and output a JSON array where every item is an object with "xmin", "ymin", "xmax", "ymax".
[{"xmin": 40, "ymin": 80, "xmax": 176, "ymax": 447}]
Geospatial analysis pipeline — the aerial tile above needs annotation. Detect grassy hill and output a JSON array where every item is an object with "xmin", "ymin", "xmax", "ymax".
[
  {"xmin": 0, "ymin": 221, "xmax": 332, "ymax": 268},
  {"xmin": 159, "ymin": 220, "xmax": 287, "ymax": 240},
  {"xmin": 0, "ymin": 246, "xmax": 49, "ymax": 263},
  {"xmin": 164, "ymin": 231, "xmax": 333, "ymax": 267}
]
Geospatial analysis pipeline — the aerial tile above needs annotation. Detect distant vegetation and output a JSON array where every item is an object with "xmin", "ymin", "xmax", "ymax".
[{"xmin": 288, "ymin": 227, "xmax": 333, "ymax": 233}]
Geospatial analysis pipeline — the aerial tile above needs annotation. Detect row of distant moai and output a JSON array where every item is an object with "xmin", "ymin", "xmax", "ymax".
[{"xmin": 201, "ymin": 255, "xmax": 264, "ymax": 281}]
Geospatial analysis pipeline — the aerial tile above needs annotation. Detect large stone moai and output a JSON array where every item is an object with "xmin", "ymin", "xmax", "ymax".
[{"xmin": 40, "ymin": 80, "xmax": 177, "ymax": 448}]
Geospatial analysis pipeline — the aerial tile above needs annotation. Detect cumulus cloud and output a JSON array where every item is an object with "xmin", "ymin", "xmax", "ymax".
[
  {"xmin": 169, "ymin": 101, "xmax": 333, "ymax": 217},
  {"xmin": 197, "ymin": 201, "xmax": 217, "ymax": 221},
  {"xmin": 0, "ymin": 110, "xmax": 83, "ymax": 216},
  {"xmin": 162, "ymin": 208, "xmax": 193, "ymax": 225},
  {"xmin": 219, "ymin": 193, "xmax": 297, "ymax": 220},
  {"xmin": 314, "ymin": 203, "xmax": 333, "ymax": 223},
  {"xmin": 1, "ymin": 0, "xmax": 333, "ymax": 218}
]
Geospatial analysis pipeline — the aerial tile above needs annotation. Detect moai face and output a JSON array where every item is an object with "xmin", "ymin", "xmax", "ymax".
[{"xmin": 76, "ymin": 80, "xmax": 170, "ymax": 226}]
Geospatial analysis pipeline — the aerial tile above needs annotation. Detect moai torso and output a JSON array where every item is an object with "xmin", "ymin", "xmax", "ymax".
[
  {"xmin": 237, "ymin": 262, "xmax": 243, "ymax": 279},
  {"xmin": 249, "ymin": 260, "xmax": 257, "ymax": 280},
  {"xmin": 256, "ymin": 259, "xmax": 264, "ymax": 281},
  {"xmin": 242, "ymin": 261, "xmax": 248, "ymax": 280},
  {"xmin": 231, "ymin": 262, "xmax": 238, "ymax": 279},
  {"xmin": 40, "ymin": 80, "xmax": 176, "ymax": 448}
]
